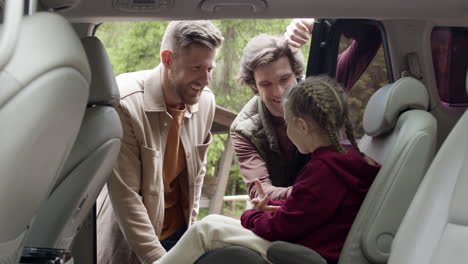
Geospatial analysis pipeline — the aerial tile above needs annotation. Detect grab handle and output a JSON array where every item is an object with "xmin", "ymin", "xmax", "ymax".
[{"xmin": 200, "ymin": 0, "xmax": 267, "ymax": 13}]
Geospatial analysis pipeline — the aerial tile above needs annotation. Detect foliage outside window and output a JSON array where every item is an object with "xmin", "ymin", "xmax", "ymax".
[{"xmin": 338, "ymin": 36, "xmax": 388, "ymax": 138}]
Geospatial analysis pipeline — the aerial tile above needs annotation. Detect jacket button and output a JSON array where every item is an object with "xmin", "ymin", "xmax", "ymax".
[{"xmin": 186, "ymin": 152, "xmax": 191, "ymax": 158}]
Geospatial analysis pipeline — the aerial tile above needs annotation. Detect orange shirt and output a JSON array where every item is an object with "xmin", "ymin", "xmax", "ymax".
[{"xmin": 160, "ymin": 106, "xmax": 189, "ymax": 239}]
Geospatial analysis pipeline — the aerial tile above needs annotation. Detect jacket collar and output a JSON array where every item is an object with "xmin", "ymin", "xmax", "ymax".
[{"xmin": 143, "ymin": 65, "xmax": 198, "ymax": 118}]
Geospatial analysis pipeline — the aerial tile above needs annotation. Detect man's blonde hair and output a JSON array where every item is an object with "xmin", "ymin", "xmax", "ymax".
[{"xmin": 161, "ymin": 20, "xmax": 224, "ymax": 55}]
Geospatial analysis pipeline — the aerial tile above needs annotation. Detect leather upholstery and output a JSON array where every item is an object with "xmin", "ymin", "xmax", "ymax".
[
  {"xmin": 24, "ymin": 37, "xmax": 122, "ymax": 250},
  {"xmin": 0, "ymin": 12, "xmax": 90, "ymax": 262},
  {"xmin": 81, "ymin": 37, "xmax": 120, "ymax": 106},
  {"xmin": 363, "ymin": 77, "xmax": 428, "ymax": 137},
  {"xmin": 339, "ymin": 77, "xmax": 437, "ymax": 264},
  {"xmin": 388, "ymin": 72, "xmax": 468, "ymax": 264}
]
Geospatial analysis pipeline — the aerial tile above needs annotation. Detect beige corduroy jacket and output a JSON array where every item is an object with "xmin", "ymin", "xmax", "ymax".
[{"xmin": 97, "ymin": 65, "xmax": 215, "ymax": 264}]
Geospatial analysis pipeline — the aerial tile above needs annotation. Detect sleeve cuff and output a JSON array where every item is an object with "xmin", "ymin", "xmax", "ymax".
[{"xmin": 140, "ymin": 245, "xmax": 167, "ymax": 264}]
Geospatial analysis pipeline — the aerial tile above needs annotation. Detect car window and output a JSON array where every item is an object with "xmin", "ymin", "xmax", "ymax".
[
  {"xmin": 432, "ymin": 27, "xmax": 468, "ymax": 107},
  {"xmin": 337, "ymin": 24, "xmax": 389, "ymax": 138}
]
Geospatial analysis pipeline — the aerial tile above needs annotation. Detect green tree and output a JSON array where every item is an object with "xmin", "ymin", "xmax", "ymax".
[{"xmin": 97, "ymin": 22, "xmax": 168, "ymax": 75}]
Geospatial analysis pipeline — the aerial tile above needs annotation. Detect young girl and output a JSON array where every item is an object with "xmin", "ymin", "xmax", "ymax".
[{"xmin": 154, "ymin": 75, "xmax": 380, "ymax": 264}]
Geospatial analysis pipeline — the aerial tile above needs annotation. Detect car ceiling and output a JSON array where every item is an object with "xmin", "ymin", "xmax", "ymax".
[{"xmin": 47, "ymin": 0, "xmax": 468, "ymax": 24}]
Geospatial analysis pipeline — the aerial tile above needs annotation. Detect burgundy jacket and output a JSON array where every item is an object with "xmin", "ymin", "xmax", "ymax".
[{"xmin": 241, "ymin": 146, "xmax": 381, "ymax": 264}]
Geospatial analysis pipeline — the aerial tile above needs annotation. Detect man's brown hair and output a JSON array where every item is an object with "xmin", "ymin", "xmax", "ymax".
[{"xmin": 237, "ymin": 34, "xmax": 304, "ymax": 94}]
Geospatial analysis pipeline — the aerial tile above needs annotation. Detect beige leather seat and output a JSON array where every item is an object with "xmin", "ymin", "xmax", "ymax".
[
  {"xmin": 0, "ymin": 4, "xmax": 90, "ymax": 263},
  {"xmin": 338, "ymin": 77, "xmax": 437, "ymax": 264},
  {"xmin": 262, "ymin": 77, "xmax": 437, "ymax": 264},
  {"xmin": 23, "ymin": 37, "xmax": 122, "ymax": 259},
  {"xmin": 387, "ymin": 73, "xmax": 468, "ymax": 264}
]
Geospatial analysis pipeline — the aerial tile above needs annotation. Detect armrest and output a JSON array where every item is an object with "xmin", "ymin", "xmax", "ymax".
[
  {"xmin": 267, "ymin": 241, "xmax": 327, "ymax": 264},
  {"xmin": 20, "ymin": 247, "xmax": 72, "ymax": 264}
]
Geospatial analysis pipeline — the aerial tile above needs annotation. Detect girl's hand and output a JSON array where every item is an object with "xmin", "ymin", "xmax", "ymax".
[
  {"xmin": 284, "ymin": 18, "xmax": 315, "ymax": 54},
  {"xmin": 251, "ymin": 179, "xmax": 280, "ymax": 211}
]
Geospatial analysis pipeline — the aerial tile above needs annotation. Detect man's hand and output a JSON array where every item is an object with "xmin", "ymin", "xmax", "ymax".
[
  {"xmin": 251, "ymin": 179, "xmax": 280, "ymax": 211},
  {"xmin": 284, "ymin": 18, "xmax": 315, "ymax": 54}
]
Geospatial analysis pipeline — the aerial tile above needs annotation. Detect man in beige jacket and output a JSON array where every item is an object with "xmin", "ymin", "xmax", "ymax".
[{"xmin": 97, "ymin": 21, "xmax": 224, "ymax": 264}]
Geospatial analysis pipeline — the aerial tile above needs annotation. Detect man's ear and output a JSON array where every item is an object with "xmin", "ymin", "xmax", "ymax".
[
  {"xmin": 161, "ymin": 50, "xmax": 173, "ymax": 68},
  {"xmin": 295, "ymin": 117, "xmax": 309, "ymax": 135}
]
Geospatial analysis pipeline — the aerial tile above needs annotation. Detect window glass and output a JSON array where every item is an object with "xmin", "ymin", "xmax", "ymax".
[
  {"xmin": 337, "ymin": 24, "xmax": 389, "ymax": 138},
  {"xmin": 431, "ymin": 27, "xmax": 468, "ymax": 106}
]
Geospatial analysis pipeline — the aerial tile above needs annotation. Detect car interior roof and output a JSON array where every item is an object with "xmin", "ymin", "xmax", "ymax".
[{"xmin": 41, "ymin": 0, "xmax": 468, "ymax": 25}]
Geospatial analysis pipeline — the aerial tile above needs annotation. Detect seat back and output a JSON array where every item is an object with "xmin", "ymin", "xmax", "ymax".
[
  {"xmin": 339, "ymin": 77, "xmax": 437, "ymax": 264},
  {"xmin": 0, "ymin": 10, "xmax": 90, "ymax": 263},
  {"xmin": 388, "ymin": 74, "xmax": 468, "ymax": 264},
  {"xmin": 24, "ymin": 37, "xmax": 122, "ymax": 250}
]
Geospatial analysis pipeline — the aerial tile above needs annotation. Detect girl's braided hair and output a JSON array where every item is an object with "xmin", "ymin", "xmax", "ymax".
[{"xmin": 283, "ymin": 75, "xmax": 360, "ymax": 154}]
